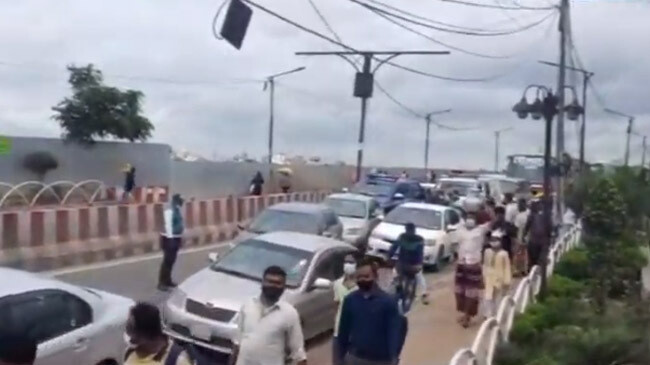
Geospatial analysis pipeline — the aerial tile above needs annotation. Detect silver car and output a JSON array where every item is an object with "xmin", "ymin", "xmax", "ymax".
[
  {"xmin": 162, "ymin": 231, "xmax": 357, "ymax": 353},
  {"xmin": 236, "ymin": 202, "xmax": 343, "ymax": 242},
  {"xmin": 0, "ymin": 268, "xmax": 134, "ymax": 365},
  {"xmin": 324, "ymin": 193, "xmax": 381, "ymax": 246}
]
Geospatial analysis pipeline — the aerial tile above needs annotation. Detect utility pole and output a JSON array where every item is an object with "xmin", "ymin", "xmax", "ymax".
[
  {"xmin": 642, "ymin": 136, "xmax": 647, "ymax": 167},
  {"xmin": 555, "ymin": 0, "xmax": 570, "ymax": 220},
  {"xmin": 295, "ymin": 50, "xmax": 450, "ymax": 182},
  {"xmin": 605, "ymin": 108, "xmax": 635, "ymax": 167},
  {"xmin": 494, "ymin": 127, "xmax": 513, "ymax": 172},
  {"xmin": 423, "ymin": 109, "xmax": 452, "ymax": 171},
  {"xmin": 264, "ymin": 66, "xmax": 306, "ymax": 187},
  {"xmin": 539, "ymin": 61, "xmax": 593, "ymax": 170}
]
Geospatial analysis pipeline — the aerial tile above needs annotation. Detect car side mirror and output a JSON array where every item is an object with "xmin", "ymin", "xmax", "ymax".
[
  {"xmin": 394, "ymin": 193, "xmax": 405, "ymax": 200},
  {"xmin": 208, "ymin": 252, "xmax": 219, "ymax": 263},
  {"xmin": 312, "ymin": 277, "xmax": 332, "ymax": 290}
]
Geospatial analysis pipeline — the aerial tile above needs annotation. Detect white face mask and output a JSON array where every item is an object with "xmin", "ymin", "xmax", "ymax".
[
  {"xmin": 343, "ymin": 262, "xmax": 356, "ymax": 275},
  {"xmin": 490, "ymin": 240, "xmax": 501, "ymax": 249},
  {"xmin": 466, "ymin": 218, "xmax": 477, "ymax": 229}
]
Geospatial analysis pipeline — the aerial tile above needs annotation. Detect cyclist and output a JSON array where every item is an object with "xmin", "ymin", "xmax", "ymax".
[{"xmin": 388, "ymin": 222, "xmax": 427, "ymax": 311}]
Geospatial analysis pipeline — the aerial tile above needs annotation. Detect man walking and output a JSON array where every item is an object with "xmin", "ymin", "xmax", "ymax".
[
  {"xmin": 332, "ymin": 256, "xmax": 357, "ymax": 365},
  {"xmin": 124, "ymin": 303, "xmax": 193, "ymax": 365},
  {"xmin": 503, "ymin": 193, "xmax": 518, "ymax": 224},
  {"xmin": 158, "ymin": 193, "xmax": 184, "ymax": 291},
  {"xmin": 491, "ymin": 206, "xmax": 518, "ymax": 260},
  {"xmin": 524, "ymin": 201, "xmax": 549, "ymax": 270},
  {"xmin": 122, "ymin": 163, "xmax": 136, "ymax": 202},
  {"xmin": 0, "ymin": 331, "xmax": 37, "ymax": 365},
  {"xmin": 230, "ymin": 266, "xmax": 307, "ymax": 365},
  {"xmin": 338, "ymin": 258, "xmax": 401, "ymax": 365}
]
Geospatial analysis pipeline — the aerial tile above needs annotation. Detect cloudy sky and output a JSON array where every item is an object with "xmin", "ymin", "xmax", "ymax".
[{"xmin": 0, "ymin": 0, "xmax": 648, "ymax": 169}]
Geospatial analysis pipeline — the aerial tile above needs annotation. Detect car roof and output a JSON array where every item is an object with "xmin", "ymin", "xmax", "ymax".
[
  {"xmin": 326, "ymin": 193, "xmax": 374, "ymax": 202},
  {"xmin": 255, "ymin": 231, "xmax": 353, "ymax": 252},
  {"xmin": 268, "ymin": 202, "xmax": 330, "ymax": 214},
  {"xmin": 397, "ymin": 202, "xmax": 448, "ymax": 212},
  {"xmin": 0, "ymin": 268, "xmax": 78, "ymax": 297}
]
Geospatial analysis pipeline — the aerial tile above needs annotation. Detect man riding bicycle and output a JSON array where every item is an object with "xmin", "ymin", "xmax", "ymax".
[{"xmin": 388, "ymin": 223, "xmax": 427, "ymax": 311}]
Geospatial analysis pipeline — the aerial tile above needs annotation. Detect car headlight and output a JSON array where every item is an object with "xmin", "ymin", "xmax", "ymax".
[
  {"xmin": 345, "ymin": 228, "xmax": 361, "ymax": 235},
  {"xmin": 168, "ymin": 288, "xmax": 187, "ymax": 308}
]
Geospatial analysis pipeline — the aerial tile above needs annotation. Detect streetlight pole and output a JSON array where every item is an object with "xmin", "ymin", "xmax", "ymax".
[
  {"xmin": 424, "ymin": 109, "xmax": 452, "ymax": 171},
  {"xmin": 264, "ymin": 66, "xmax": 305, "ymax": 188},
  {"xmin": 295, "ymin": 50, "xmax": 450, "ymax": 182},
  {"xmin": 494, "ymin": 127, "xmax": 513, "ymax": 172},
  {"xmin": 539, "ymin": 61, "xmax": 594, "ymax": 170},
  {"xmin": 605, "ymin": 108, "xmax": 635, "ymax": 167},
  {"xmin": 642, "ymin": 136, "xmax": 647, "ymax": 167}
]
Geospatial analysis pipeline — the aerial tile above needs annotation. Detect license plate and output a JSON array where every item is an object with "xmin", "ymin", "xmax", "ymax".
[{"xmin": 190, "ymin": 324, "xmax": 211, "ymax": 341}]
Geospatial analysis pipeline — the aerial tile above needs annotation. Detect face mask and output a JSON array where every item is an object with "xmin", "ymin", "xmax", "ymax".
[
  {"xmin": 466, "ymin": 218, "xmax": 476, "ymax": 229},
  {"xmin": 123, "ymin": 333, "xmax": 137, "ymax": 348},
  {"xmin": 356, "ymin": 280, "xmax": 374, "ymax": 292},
  {"xmin": 343, "ymin": 263, "xmax": 356, "ymax": 276},
  {"xmin": 261, "ymin": 286, "xmax": 284, "ymax": 304},
  {"xmin": 490, "ymin": 240, "xmax": 501, "ymax": 248}
]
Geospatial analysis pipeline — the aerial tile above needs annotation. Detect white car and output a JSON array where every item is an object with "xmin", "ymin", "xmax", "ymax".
[
  {"xmin": 0, "ymin": 268, "xmax": 134, "ymax": 365},
  {"xmin": 367, "ymin": 203, "xmax": 463, "ymax": 270},
  {"xmin": 324, "ymin": 193, "xmax": 381, "ymax": 247}
]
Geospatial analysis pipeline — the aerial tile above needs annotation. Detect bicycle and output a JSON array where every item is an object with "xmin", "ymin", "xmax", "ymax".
[{"xmin": 394, "ymin": 265, "xmax": 420, "ymax": 314}]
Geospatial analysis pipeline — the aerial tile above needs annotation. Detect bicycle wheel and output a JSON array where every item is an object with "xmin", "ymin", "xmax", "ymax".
[{"xmin": 402, "ymin": 276, "xmax": 418, "ymax": 313}]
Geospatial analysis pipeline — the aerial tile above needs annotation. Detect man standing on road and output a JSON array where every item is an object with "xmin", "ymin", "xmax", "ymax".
[
  {"xmin": 0, "ymin": 331, "xmax": 37, "ymax": 365},
  {"xmin": 491, "ymin": 206, "xmax": 518, "ymax": 260},
  {"xmin": 229, "ymin": 266, "xmax": 307, "ymax": 365},
  {"xmin": 338, "ymin": 258, "xmax": 401, "ymax": 365},
  {"xmin": 332, "ymin": 256, "xmax": 358, "ymax": 365},
  {"xmin": 503, "ymin": 193, "xmax": 518, "ymax": 224},
  {"xmin": 158, "ymin": 193, "xmax": 184, "ymax": 291},
  {"xmin": 124, "ymin": 303, "xmax": 193, "ymax": 365},
  {"xmin": 524, "ymin": 201, "xmax": 548, "ymax": 271}
]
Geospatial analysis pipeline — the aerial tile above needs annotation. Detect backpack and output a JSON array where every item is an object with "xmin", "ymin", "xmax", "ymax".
[{"xmin": 124, "ymin": 342, "xmax": 209, "ymax": 365}]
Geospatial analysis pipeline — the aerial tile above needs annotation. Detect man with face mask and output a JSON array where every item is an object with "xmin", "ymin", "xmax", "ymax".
[
  {"xmin": 229, "ymin": 266, "xmax": 307, "ymax": 365},
  {"xmin": 332, "ymin": 256, "xmax": 358, "ymax": 365},
  {"xmin": 338, "ymin": 258, "xmax": 401, "ymax": 365}
]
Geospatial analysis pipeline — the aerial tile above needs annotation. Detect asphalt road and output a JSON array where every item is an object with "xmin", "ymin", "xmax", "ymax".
[{"xmin": 52, "ymin": 245, "xmax": 467, "ymax": 365}]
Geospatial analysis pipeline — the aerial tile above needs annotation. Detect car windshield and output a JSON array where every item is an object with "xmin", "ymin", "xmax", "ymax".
[
  {"xmin": 439, "ymin": 180, "xmax": 476, "ymax": 195},
  {"xmin": 211, "ymin": 239, "xmax": 313, "ymax": 288},
  {"xmin": 325, "ymin": 198, "xmax": 367, "ymax": 219},
  {"xmin": 351, "ymin": 182, "xmax": 393, "ymax": 197},
  {"xmin": 248, "ymin": 209, "xmax": 320, "ymax": 234},
  {"xmin": 385, "ymin": 207, "xmax": 442, "ymax": 230}
]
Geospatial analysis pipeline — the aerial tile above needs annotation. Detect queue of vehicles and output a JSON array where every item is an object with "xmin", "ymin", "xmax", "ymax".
[{"xmin": 1, "ymin": 171, "xmax": 532, "ymax": 363}]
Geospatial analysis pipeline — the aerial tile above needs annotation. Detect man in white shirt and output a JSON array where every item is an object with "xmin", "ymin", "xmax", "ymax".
[
  {"xmin": 504, "ymin": 193, "xmax": 518, "ymax": 224},
  {"xmin": 229, "ymin": 266, "xmax": 307, "ymax": 365}
]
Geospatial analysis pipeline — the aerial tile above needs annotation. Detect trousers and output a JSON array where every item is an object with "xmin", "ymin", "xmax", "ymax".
[{"xmin": 159, "ymin": 236, "xmax": 181, "ymax": 286}]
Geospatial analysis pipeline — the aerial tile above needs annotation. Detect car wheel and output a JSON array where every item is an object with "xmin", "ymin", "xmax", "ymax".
[{"xmin": 433, "ymin": 246, "xmax": 445, "ymax": 272}]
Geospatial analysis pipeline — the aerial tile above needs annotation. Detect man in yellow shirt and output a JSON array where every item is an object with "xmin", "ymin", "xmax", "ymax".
[{"xmin": 124, "ymin": 303, "xmax": 193, "ymax": 365}]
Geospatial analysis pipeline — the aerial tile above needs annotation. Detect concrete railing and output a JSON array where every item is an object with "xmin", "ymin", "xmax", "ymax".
[{"xmin": 448, "ymin": 222, "xmax": 582, "ymax": 365}]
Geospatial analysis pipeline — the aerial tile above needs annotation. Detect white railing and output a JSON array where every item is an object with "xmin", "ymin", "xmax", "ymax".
[
  {"xmin": 448, "ymin": 222, "xmax": 582, "ymax": 365},
  {"xmin": 0, "ymin": 180, "xmax": 106, "ymax": 208}
]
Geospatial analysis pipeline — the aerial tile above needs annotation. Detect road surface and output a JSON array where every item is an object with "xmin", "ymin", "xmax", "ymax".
[{"xmin": 52, "ymin": 244, "xmax": 479, "ymax": 365}]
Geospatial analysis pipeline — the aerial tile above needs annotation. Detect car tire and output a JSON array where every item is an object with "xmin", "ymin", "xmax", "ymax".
[{"xmin": 432, "ymin": 246, "xmax": 445, "ymax": 272}]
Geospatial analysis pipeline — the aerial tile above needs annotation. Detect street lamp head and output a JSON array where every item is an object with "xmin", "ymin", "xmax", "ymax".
[
  {"xmin": 530, "ymin": 98, "xmax": 543, "ymax": 120},
  {"xmin": 512, "ymin": 97, "xmax": 530, "ymax": 119},
  {"xmin": 565, "ymin": 98, "xmax": 584, "ymax": 121}
]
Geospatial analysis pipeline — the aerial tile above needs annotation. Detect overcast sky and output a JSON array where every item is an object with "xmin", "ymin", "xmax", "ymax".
[{"xmin": 0, "ymin": 0, "xmax": 648, "ymax": 169}]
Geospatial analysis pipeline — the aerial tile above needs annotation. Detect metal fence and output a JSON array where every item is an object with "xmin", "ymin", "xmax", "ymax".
[
  {"xmin": 0, "ymin": 180, "xmax": 105, "ymax": 208},
  {"xmin": 448, "ymin": 222, "xmax": 582, "ymax": 365}
]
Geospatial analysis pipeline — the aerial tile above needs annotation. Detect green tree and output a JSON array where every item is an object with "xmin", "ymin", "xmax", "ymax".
[{"xmin": 52, "ymin": 64, "xmax": 154, "ymax": 144}]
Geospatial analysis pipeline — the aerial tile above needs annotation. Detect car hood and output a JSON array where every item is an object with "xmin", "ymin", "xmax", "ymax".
[
  {"xmin": 339, "ymin": 216, "xmax": 366, "ymax": 230},
  {"xmin": 233, "ymin": 230, "xmax": 257, "ymax": 244},
  {"xmin": 179, "ymin": 268, "xmax": 300, "ymax": 311},
  {"xmin": 371, "ymin": 222, "xmax": 444, "ymax": 241}
]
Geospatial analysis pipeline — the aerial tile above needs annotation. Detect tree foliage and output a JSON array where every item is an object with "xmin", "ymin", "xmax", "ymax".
[
  {"xmin": 52, "ymin": 64, "xmax": 154, "ymax": 144},
  {"xmin": 22, "ymin": 151, "xmax": 59, "ymax": 179}
]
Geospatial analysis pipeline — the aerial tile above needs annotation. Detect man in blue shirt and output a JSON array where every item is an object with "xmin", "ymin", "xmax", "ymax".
[{"xmin": 337, "ymin": 257, "xmax": 401, "ymax": 365}]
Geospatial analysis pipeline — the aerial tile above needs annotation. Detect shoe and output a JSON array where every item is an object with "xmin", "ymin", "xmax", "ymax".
[
  {"xmin": 421, "ymin": 295, "xmax": 430, "ymax": 305},
  {"xmin": 168, "ymin": 282, "xmax": 178, "ymax": 288},
  {"xmin": 157, "ymin": 284, "xmax": 171, "ymax": 292}
]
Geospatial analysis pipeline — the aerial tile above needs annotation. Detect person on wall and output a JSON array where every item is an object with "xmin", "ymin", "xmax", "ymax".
[
  {"xmin": 158, "ymin": 193, "xmax": 184, "ymax": 291},
  {"xmin": 249, "ymin": 171, "xmax": 264, "ymax": 196},
  {"xmin": 122, "ymin": 163, "xmax": 136, "ymax": 202}
]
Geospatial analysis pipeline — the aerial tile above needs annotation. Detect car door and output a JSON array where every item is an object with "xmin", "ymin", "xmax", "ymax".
[
  {"xmin": 297, "ymin": 249, "xmax": 347, "ymax": 339},
  {"xmin": 0, "ymin": 289, "xmax": 94, "ymax": 365}
]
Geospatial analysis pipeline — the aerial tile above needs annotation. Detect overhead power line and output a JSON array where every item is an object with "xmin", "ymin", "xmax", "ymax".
[
  {"xmin": 439, "ymin": 0, "xmax": 556, "ymax": 11},
  {"xmin": 351, "ymin": 0, "xmax": 557, "ymax": 37}
]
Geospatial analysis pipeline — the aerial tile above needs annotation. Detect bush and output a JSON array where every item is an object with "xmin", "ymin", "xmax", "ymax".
[
  {"xmin": 22, "ymin": 151, "xmax": 58, "ymax": 179},
  {"xmin": 555, "ymin": 248, "xmax": 590, "ymax": 282},
  {"xmin": 548, "ymin": 275, "xmax": 586, "ymax": 299}
]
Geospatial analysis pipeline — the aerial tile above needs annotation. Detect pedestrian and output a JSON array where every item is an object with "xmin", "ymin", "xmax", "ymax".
[
  {"xmin": 388, "ymin": 223, "xmax": 429, "ymax": 306},
  {"xmin": 482, "ymin": 230, "xmax": 512, "ymax": 318},
  {"xmin": 278, "ymin": 171, "xmax": 292, "ymax": 194},
  {"xmin": 524, "ymin": 201, "xmax": 549, "ymax": 271},
  {"xmin": 332, "ymin": 256, "xmax": 358, "ymax": 365},
  {"xmin": 124, "ymin": 303, "xmax": 193, "ymax": 365},
  {"xmin": 122, "ymin": 163, "xmax": 136, "ymax": 202},
  {"xmin": 338, "ymin": 257, "xmax": 402, "ymax": 365},
  {"xmin": 229, "ymin": 266, "xmax": 307, "ymax": 365},
  {"xmin": 427, "ymin": 170, "xmax": 436, "ymax": 183},
  {"xmin": 485, "ymin": 198, "xmax": 497, "ymax": 221},
  {"xmin": 450, "ymin": 211, "xmax": 491, "ymax": 328},
  {"xmin": 490, "ymin": 206, "xmax": 518, "ymax": 260},
  {"xmin": 249, "ymin": 171, "xmax": 264, "ymax": 196},
  {"xmin": 503, "ymin": 193, "xmax": 518, "ymax": 223},
  {"xmin": 399, "ymin": 170, "xmax": 408, "ymax": 179},
  {"xmin": 0, "ymin": 331, "xmax": 37, "ymax": 365},
  {"xmin": 513, "ymin": 198, "xmax": 530, "ymax": 275},
  {"xmin": 158, "ymin": 193, "xmax": 184, "ymax": 291}
]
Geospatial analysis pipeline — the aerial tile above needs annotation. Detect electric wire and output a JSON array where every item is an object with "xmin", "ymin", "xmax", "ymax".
[
  {"xmin": 352, "ymin": 0, "xmax": 557, "ymax": 37},
  {"xmin": 305, "ymin": 0, "xmax": 344, "ymax": 44},
  {"xmin": 439, "ymin": 0, "xmax": 556, "ymax": 11}
]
